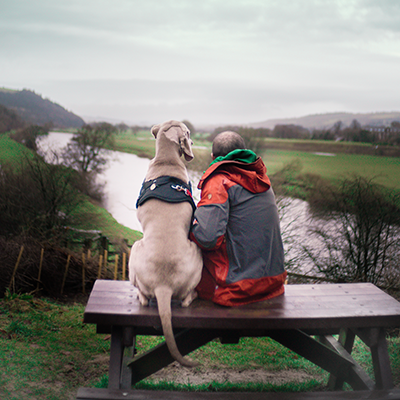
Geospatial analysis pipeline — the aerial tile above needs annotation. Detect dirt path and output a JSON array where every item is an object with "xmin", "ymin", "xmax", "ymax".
[{"xmin": 146, "ymin": 362, "xmax": 318, "ymax": 386}]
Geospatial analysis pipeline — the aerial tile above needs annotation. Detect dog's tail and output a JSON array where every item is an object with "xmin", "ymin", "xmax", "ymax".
[{"xmin": 154, "ymin": 286, "xmax": 199, "ymax": 368}]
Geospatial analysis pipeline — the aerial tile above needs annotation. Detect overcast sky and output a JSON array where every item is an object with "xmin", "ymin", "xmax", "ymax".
[{"xmin": 1, "ymin": 0, "xmax": 400, "ymax": 127}]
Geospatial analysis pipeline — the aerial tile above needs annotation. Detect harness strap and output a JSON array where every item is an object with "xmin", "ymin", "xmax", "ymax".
[{"xmin": 136, "ymin": 176, "xmax": 196, "ymax": 212}]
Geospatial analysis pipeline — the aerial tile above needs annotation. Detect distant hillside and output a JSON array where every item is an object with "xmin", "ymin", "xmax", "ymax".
[
  {"xmin": 0, "ymin": 88, "xmax": 84, "ymax": 128},
  {"xmin": 249, "ymin": 112, "xmax": 400, "ymax": 130}
]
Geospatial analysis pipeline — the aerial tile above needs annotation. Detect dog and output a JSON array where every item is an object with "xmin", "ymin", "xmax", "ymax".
[{"xmin": 129, "ymin": 120, "xmax": 203, "ymax": 367}]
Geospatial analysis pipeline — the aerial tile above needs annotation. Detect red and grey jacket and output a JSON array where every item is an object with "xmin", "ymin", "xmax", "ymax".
[{"xmin": 190, "ymin": 149, "xmax": 286, "ymax": 306}]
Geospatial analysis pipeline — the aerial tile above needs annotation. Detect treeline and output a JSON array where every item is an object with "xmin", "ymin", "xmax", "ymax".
[{"xmin": 209, "ymin": 119, "xmax": 400, "ymax": 146}]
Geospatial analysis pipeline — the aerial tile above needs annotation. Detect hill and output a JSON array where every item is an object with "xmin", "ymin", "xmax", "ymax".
[
  {"xmin": 0, "ymin": 88, "xmax": 84, "ymax": 128},
  {"xmin": 249, "ymin": 111, "xmax": 400, "ymax": 130}
]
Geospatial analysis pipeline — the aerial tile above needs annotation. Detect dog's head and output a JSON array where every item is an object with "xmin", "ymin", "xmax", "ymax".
[{"xmin": 151, "ymin": 120, "xmax": 194, "ymax": 162}]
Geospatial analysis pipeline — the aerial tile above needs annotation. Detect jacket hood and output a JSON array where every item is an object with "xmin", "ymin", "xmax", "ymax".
[{"xmin": 198, "ymin": 153, "xmax": 271, "ymax": 194}]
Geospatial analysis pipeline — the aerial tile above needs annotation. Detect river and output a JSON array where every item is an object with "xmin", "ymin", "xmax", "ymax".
[
  {"xmin": 38, "ymin": 132, "xmax": 312, "ymax": 268},
  {"xmin": 38, "ymin": 132, "xmax": 207, "ymax": 232}
]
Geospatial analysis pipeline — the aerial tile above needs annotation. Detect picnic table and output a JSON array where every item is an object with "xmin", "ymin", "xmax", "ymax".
[{"xmin": 76, "ymin": 280, "xmax": 400, "ymax": 400}]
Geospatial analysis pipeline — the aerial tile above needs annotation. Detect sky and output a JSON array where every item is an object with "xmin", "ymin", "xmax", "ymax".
[{"xmin": 1, "ymin": 0, "xmax": 400, "ymax": 127}]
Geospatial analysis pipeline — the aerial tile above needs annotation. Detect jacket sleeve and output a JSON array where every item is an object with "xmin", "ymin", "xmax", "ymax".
[{"xmin": 190, "ymin": 174, "xmax": 230, "ymax": 250}]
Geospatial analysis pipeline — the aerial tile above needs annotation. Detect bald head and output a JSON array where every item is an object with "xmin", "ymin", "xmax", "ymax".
[{"xmin": 212, "ymin": 131, "xmax": 246, "ymax": 158}]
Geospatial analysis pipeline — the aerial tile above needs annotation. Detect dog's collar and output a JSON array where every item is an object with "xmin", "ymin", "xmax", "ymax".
[{"xmin": 136, "ymin": 176, "xmax": 196, "ymax": 212}]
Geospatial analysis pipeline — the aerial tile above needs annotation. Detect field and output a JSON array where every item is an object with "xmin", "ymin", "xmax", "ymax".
[
  {"xmin": 263, "ymin": 149, "xmax": 400, "ymax": 190},
  {"xmin": 109, "ymin": 131, "xmax": 400, "ymax": 191}
]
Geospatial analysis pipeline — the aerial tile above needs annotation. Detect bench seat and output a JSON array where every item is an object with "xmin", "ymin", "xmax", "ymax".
[{"xmin": 76, "ymin": 387, "xmax": 400, "ymax": 400}]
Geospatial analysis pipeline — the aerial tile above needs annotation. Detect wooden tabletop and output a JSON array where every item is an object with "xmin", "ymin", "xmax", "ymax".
[{"xmin": 84, "ymin": 280, "xmax": 400, "ymax": 331}]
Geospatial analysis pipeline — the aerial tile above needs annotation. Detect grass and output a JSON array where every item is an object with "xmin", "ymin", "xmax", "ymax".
[
  {"xmin": 0, "ymin": 135, "xmax": 31, "ymax": 164},
  {"xmin": 105, "ymin": 130, "xmax": 156, "ymax": 159},
  {"xmin": 262, "ymin": 149, "xmax": 400, "ymax": 191},
  {"xmin": 71, "ymin": 197, "xmax": 142, "ymax": 246},
  {"xmin": 0, "ymin": 293, "xmax": 110, "ymax": 400},
  {"xmin": 110, "ymin": 132, "xmax": 400, "ymax": 192}
]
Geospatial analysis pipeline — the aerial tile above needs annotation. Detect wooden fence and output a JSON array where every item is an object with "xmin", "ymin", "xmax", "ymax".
[{"xmin": 4, "ymin": 230, "xmax": 131, "ymax": 297}]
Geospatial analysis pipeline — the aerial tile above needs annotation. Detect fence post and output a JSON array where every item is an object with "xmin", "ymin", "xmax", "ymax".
[
  {"xmin": 97, "ymin": 255, "xmax": 103, "ymax": 280},
  {"xmin": 114, "ymin": 254, "xmax": 119, "ymax": 280},
  {"xmin": 82, "ymin": 253, "xmax": 86, "ymax": 295},
  {"xmin": 122, "ymin": 253, "xmax": 127, "ymax": 281},
  {"xmin": 8, "ymin": 245, "xmax": 24, "ymax": 293},
  {"xmin": 103, "ymin": 249, "xmax": 108, "ymax": 265},
  {"xmin": 61, "ymin": 254, "xmax": 71, "ymax": 295},
  {"xmin": 36, "ymin": 247, "xmax": 44, "ymax": 292}
]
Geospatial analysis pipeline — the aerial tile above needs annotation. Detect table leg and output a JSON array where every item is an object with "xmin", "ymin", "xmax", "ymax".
[
  {"xmin": 325, "ymin": 328, "xmax": 356, "ymax": 390},
  {"xmin": 318, "ymin": 331, "xmax": 374, "ymax": 391},
  {"xmin": 108, "ymin": 326, "xmax": 124, "ymax": 389},
  {"xmin": 108, "ymin": 326, "xmax": 135, "ymax": 390},
  {"xmin": 354, "ymin": 327, "xmax": 394, "ymax": 390},
  {"xmin": 268, "ymin": 329, "xmax": 374, "ymax": 391}
]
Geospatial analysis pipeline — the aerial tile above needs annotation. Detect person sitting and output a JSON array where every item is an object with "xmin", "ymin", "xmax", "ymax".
[{"xmin": 190, "ymin": 131, "xmax": 286, "ymax": 306}]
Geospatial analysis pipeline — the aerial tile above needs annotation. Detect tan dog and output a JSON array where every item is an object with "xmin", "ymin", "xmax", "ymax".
[{"xmin": 129, "ymin": 120, "xmax": 202, "ymax": 367}]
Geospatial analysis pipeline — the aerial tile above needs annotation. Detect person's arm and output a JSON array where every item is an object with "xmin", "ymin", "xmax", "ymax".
[{"xmin": 190, "ymin": 175, "xmax": 230, "ymax": 250}]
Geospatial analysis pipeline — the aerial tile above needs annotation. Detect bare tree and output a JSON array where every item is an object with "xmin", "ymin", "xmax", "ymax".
[
  {"xmin": 305, "ymin": 175, "xmax": 400, "ymax": 288},
  {"xmin": 0, "ymin": 153, "xmax": 83, "ymax": 242},
  {"xmin": 63, "ymin": 123, "xmax": 116, "ymax": 174}
]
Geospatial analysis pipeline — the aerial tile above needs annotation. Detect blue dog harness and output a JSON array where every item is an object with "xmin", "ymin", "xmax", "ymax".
[{"xmin": 136, "ymin": 176, "xmax": 196, "ymax": 212}]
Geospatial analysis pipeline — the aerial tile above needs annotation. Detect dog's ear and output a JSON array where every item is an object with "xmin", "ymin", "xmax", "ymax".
[
  {"xmin": 164, "ymin": 126, "xmax": 181, "ymax": 146},
  {"xmin": 151, "ymin": 124, "xmax": 160, "ymax": 138},
  {"xmin": 180, "ymin": 134, "xmax": 194, "ymax": 162},
  {"xmin": 164, "ymin": 125, "xmax": 194, "ymax": 162}
]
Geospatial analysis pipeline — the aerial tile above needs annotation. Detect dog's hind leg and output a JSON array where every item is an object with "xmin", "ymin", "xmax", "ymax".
[{"xmin": 181, "ymin": 289, "xmax": 198, "ymax": 307}]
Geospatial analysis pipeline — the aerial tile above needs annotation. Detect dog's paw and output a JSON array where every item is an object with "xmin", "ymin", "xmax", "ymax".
[{"xmin": 138, "ymin": 291, "xmax": 149, "ymax": 306}]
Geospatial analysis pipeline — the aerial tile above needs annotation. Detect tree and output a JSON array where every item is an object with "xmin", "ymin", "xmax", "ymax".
[
  {"xmin": 305, "ymin": 176, "xmax": 400, "ymax": 288},
  {"xmin": 182, "ymin": 120, "xmax": 196, "ymax": 135},
  {"xmin": 331, "ymin": 120, "xmax": 343, "ymax": 138},
  {"xmin": 272, "ymin": 124, "xmax": 309, "ymax": 139},
  {"xmin": 63, "ymin": 123, "xmax": 116, "ymax": 174},
  {"xmin": 341, "ymin": 119, "xmax": 362, "ymax": 142}
]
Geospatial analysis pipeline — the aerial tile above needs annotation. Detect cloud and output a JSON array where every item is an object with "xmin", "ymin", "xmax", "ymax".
[{"xmin": 1, "ymin": 0, "xmax": 400, "ymax": 124}]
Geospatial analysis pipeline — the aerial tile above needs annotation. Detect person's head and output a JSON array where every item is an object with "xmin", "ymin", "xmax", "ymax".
[{"xmin": 211, "ymin": 131, "xmax": 246, "ymax": 159}]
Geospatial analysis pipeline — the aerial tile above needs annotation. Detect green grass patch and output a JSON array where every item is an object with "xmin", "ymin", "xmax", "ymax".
[
  {"xmin": 134, "ymin": 379, "xmax": 325, "ymax": 393},
  {"xmin": 71, "ymin": 198, "xmax": 142, "ymax": 245},
  {"xmin": 0, "ymin": 135, "xmax": 31, "ymax": 164},
  {"xmin": 106, "ymin": 130, "xmax": 156, "ymax": 159},
  {"xmin": 0, "ymin": 293, "xmax": 111, "ymax": 400},
  {"xmin": 262, "ymin": 149, "xmax": 400, "ymax": 191}
]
